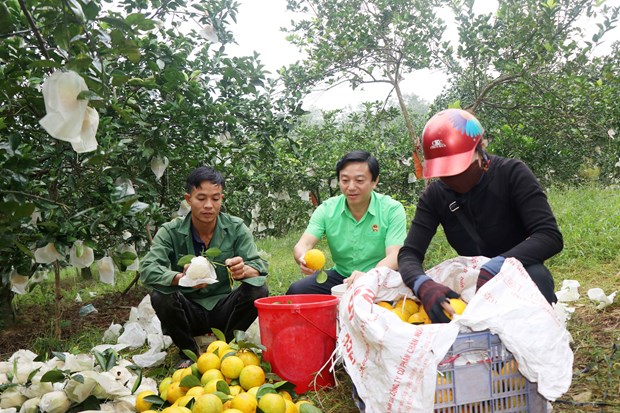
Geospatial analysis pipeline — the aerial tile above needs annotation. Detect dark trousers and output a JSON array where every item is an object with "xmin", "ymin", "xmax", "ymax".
[
  {"xmin": 524, "ymin": 263, "xmax": 557, "ymax": 304},
  {"xmin": 150, "ymin": 283, "xmax": 268, "ymax": 356},
  {"xmin": 285, "ymin": 269, "xmax": 345, "ymax": 295}
]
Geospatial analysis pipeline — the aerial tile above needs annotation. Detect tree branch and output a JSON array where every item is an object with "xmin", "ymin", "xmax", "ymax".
[
  {"xmin": 17, "ymin": 0, "xmax": 50, "ymax": 59},
  {"xmin": 0, "ymin": 189, "xmax": 69, "ymax": 209},
  {"xmin": 466, "ymin": 73, "xmax": 521, "ymax": 112}
]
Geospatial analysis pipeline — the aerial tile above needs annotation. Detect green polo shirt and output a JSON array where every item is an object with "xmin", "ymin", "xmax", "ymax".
[
  {"xmin": 140, "ymin": 212, "xmax": 268, "ymax": 310},
  {"xmin": 305, "ymin": 191, "xmax": 407, "ymax": 277}
]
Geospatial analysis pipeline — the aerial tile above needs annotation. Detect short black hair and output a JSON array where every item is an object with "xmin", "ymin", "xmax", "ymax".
[
  {"xmin": 336, "ymin": 151, "xmax": 379, "ymax": 181},
  {"xmin": 186, "ymin": 166, "xmax": 225, "ymax": 193}
]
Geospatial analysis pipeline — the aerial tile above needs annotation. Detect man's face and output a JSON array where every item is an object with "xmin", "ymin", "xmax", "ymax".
[
  {"xmin": 338, "ymin": 161, "xmax": 377, "ymax": 209},
  {"xmin": 184, "ymin": 181, "xmax": 223, "ymax": 226}
]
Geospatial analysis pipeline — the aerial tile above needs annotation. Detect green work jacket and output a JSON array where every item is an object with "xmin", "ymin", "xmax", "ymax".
[{"xmin": 140, "ymin": 212, "xmax": 268, "ymax": 310}]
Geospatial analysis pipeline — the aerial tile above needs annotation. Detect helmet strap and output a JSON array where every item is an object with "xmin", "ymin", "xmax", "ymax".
[{"xmin": 476, "ymin": 145, "xmax": 490, "ymax": 172}]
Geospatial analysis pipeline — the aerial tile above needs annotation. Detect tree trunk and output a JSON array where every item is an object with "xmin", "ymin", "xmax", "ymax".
[
  {"xmin": 393, "ymin": 80, "xmax": 425, "ymax": 183},
  {"xmin": 54, "ymin": 261, "xmax": 61, "ymax": 339},
  {"xmin": 0, "ymin": 283, "xmax": 16, "ymax": 328},
  {"xmin": 81, "ymin": 265, "xmax": 93, "ymax": 280}
]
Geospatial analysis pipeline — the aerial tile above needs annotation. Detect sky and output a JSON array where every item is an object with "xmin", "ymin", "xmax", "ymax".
[
  {"xmin": 227, "ymin": 0, "xmax": 451, "ymax": 110},
  {"xmin": 227, "ymin": 0, "xmax": 620, "ymax": 111}
]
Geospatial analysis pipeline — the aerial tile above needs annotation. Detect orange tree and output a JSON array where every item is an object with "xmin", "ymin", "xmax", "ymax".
[{"xmin": 0, "ymin": 0, "xmax": 297, "ymax": 330}]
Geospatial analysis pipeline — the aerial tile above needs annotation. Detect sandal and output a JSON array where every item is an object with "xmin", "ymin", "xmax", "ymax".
[{"xmin": 176, "ymin": 358, "xmax": 193, "ymax": 369}]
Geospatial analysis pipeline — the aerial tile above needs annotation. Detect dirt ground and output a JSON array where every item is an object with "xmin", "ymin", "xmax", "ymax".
[{"xmin": 0, "ymin": 285, "xmax": 149, "ymax": 359}]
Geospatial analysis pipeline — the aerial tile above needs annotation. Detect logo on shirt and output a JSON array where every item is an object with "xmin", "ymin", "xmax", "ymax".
[
  {"xmin": 430, "ymin": 139, "xmax": 446, "ymax": 149},
  {"xmin": 372, "ymin": 224, "xmax": 379, "ymax": 232}
]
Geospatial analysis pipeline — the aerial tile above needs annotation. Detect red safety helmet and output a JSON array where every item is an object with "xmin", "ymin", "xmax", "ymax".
[{"xmin": 421, "ymin": 109, "xmax": 485, "ymax": 178}]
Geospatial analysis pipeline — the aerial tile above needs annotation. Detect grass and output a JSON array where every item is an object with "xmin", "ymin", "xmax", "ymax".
[{"xmin": 4, "ymin": 187, "xmax": 619, "ymax": 412}]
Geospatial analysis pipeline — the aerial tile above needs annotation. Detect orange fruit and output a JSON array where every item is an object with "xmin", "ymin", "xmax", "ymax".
[
  {"xmin": 220, "ymin": 355, "xmax": 245, "ymax": 380},
  {"xmin": 443, "ymin": 298, "xmax": 467, "ymax": 320},
  {"xmin": 395, "ymin": 297, "xmax": 419, "ymax": 314},
  {"xmin": 303, "ymin": 249, "xmax": 325, "ymax": 270},
  {"xmin": 135, "ymin": 390, "xmax": 156, "ymax": 412},
  {"xmin": 258, "ymin": 393, "xmax": 286, "ymax": 413},
  {"xmin": 376, "ymin": 301, "xmax": 393, "ymax": 310},
  {"xmin": 230, "ymin": 392, "xmax": 258, "ymax": 413},
  {"xmin": 197, "ymin": 352, "xmax": 221, "ymax": 374},
  {"xmin": 239, "ymin": 365, "xmax": 266, "ymax": 390},
  {"xmin": 236, "ymin": 350, "xmax": 260, "ymax": 366},
  {"xmin": 206, "ymin": 340, "xmax": 230, "ymax": 357},
  {"xmin": 193, "ymin": 393, "xmax": 223, "ymax": 413}
]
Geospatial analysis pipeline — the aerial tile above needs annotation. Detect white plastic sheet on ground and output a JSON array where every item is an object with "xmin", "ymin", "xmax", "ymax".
[{"xmin": 337, "ymin": 257, "xmax": 573, "ymax": 413}]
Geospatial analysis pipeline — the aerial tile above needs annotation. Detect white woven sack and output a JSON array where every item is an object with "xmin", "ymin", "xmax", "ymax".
[{"xmin": 337, "ymin": 257, "xmax": 573, "ymax": 413}]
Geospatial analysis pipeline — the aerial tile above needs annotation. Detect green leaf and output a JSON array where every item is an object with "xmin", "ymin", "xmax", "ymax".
[
  {"xmin": 30, "ymin": 60, "xmax": 61, "ymax": 69},
  {"xmin": 117, "ymin": 251, "xmax": 137, "ymax": 261},
  {"xmin": 77, "ymin": 90, "xmax": 102, "ymax": 101},
  {"xmin": 241, "ymin": 276, "xmax": 266, "ymax": 287},
  {"xmin": 144, "ymin": 395, "xmax": 165, "ymax": 407},
  {"xmin": 101, "ymin": 16, "xmax": 132, "ymax": 30},
  {"xmin": 0, "ymin": 2, "xmax": 16, "ymax": 34},
  {"xmin": 203, "ymin": 247, "xmax": 221, "ymax": 258},
  {"xmin": 73, "ymin": 374, "xmax": 84, "ymax": 383},
  {"xmin": 41, "ymin": 369, "xmax": 67, "ymax": 383},
  {"xmin": 52, "ymin": 352, "xmax": 66, "ymax": 361},
  {"xmin": 213, "ymin": 388, "xmax": 230, "ymax": 400},
  {"xmin": 316, "ymin": 270, "xmax": 327, "ymax": 284},
  {"xmin": 180, "ymin": 374, "xmax": 201, "ymax": 388},
  {"xmin": 26, "ymin": 367, "xmax": 41, "ymax": 384},
  {"xmin": 300, "ymin": 403, "xmax": 322, "ymax": 413},
  {"xmin": 0, "ymin": 383, "xmax": 17, "ymax": 392},
  {"xmin": 75, "ymin": 242, "xmax": 84, "ymax": 258},
  {"xmin": 177, "ymin": 254, "xmax": 195, "ymax": 267},
  {"xmin": 256, "ymin": 383, "xmax": 277, "ymax": 399},
  {"xmin": 131, "ymin": 369, "xmax": 142, "ymax": 394},
  {"xmin": 93, "ymin": 348, "xmax": 117, "ymax": 372},
  {"xmin": 212, "ymin": 328, "xmax": 226, "ymax": 342},
  {"xmin": 182, "ymin": 349, "xmax": 197, "ymax": 362},
  {"xmin": 80, "ymin": 395, "xmax": 101, "ymax": 411},
  {"xmin": 16, "ymin": 242, "xmax": 35, "ymax": 259}
]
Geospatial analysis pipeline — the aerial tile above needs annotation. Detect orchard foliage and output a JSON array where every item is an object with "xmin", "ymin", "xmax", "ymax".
[
  {"xmin": 433, "ymin": 0, "xmax": 620, "ymax": 186},
  {"xmin": 0, "ymin": 0, "xmax": 298, "ymax": 325},
  {"xmin": 2, "ymin": 0, "xmax": 620, "ymax": 329}
]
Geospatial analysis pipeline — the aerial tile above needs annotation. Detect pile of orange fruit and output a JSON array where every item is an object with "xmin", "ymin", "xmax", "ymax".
[
  {"xmin": 135, "ymin": 339, "xmax": 318, "ymax": 413},
  {"xmin": 376, "ymin": 296, "xmax": 467, "ymax": 324}
]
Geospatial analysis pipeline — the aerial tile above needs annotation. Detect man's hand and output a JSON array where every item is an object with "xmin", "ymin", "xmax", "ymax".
[
  {"xmin": 225, "ymin": 256, "xmax": 246, "ymax": 280},
  {"xmin": 344, "ymin": 270, "xmax": 365, "ymax": 286},
  {"xmin": 476, "ymin": 256, "xmax": 505, "ymax": 292},
  {"xmin": 226, "ymin": 256, "xmax": 260, "ymax": 280},
  {"xmin": 417, "ymin": 279, "xmax": 460, "ymax": 324},
  {"xmin": 173, "ymin": 263, "xmax": 209, "ymax": 289},
  {"xmin": 476, "ymin": 268, "xmax": 495, "ymax": 291},
  {"xmin": 296, "ymin": 254, "xmax": 315, "ymax": 276}
]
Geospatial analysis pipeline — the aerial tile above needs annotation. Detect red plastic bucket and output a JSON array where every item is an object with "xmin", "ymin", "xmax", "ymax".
[{"xmin": 254, "ymin": 294, "xmax": 338, "ymax": 393}]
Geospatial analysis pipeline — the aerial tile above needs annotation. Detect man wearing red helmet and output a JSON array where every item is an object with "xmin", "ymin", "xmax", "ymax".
[{"xmin": 398, "ymin": 109, "xmax": 563, "ymax": 323}]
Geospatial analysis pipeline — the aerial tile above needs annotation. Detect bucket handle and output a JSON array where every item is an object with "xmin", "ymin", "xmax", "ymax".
[{"xmin": 294, "ymin": 309, "xmax": 337, "ymax": 340}]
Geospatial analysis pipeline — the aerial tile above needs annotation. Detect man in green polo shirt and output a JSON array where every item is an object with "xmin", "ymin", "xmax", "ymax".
[
  {"xmin": 287, "ymin": 151, "xmax": 407, "ymax": 295},
  {"xmin": 141, "ymin": 166, "xmax": 268, "ymax": 367}
]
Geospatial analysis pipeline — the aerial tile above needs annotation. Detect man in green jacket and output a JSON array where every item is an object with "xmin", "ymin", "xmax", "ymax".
[{"xmin": 141, "ymin": 166, "xmax": 268, "ymax": 367}]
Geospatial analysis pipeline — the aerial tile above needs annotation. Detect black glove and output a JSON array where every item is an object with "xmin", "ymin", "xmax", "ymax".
[
  {"xmin": 417, "ymin": 279, "xmax": 460, "ymax": 324},
  {"xmin": 476, "ymin": 268, "xmax": 495, "ymax": 291}
]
